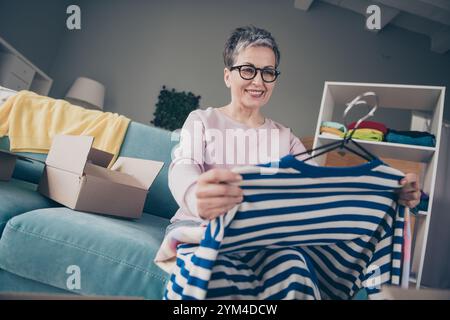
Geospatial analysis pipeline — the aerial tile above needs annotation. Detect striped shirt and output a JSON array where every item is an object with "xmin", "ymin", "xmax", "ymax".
[{"xmin": 161, "ymin": 154, "xmax": 407, "ymax": 300}]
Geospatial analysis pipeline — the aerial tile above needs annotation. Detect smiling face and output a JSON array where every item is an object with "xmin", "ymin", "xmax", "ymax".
[{"xmin": 224, "ymin": 45, "xmax": 277, "ymax": 111}]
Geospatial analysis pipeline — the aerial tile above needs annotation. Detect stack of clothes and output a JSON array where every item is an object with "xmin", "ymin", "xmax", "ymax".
[
  {"xmin": 321, "ymin": 120, "xmax": 436, "ymax": 148},
  {"xmin": 347, "ymin": 121, "xmax": 386, "ymax": 142},
  {"xmin": 385, "ymin": 129, "xmax": 436, "ymax": 147},
  {"xmin": 319, "ymin": 121, "xmax": 346, "ymax": 138}
]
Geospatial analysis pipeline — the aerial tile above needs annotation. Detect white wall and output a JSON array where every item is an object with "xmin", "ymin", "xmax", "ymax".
[{"xmin": 48, "ymin": 0, "xmax": 450, "ymax": 137}]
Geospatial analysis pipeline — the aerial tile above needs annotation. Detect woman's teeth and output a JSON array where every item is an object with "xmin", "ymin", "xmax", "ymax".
[{"xmin": 246, "ymin": 90, "xmax": 264, "ymax": 97}]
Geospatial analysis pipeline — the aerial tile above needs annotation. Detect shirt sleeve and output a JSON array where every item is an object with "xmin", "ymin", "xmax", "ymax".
[{"xmin": 168, "ymin": 111, "xmax": 206, "ymax": 219}]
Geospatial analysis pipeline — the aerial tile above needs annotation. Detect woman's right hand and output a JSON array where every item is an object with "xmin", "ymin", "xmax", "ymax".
[{"xmin": 196, "ymin": 168, "xmax": 244, "ymax": 220}]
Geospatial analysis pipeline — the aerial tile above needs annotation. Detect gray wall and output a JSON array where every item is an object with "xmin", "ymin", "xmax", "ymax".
[
  {"xmin": 0, "ymin": 0, "xmax": 72, "ymax": 74},
  {"xmin": 2, "ymin": 0, "xmax": 449, "ymax": 136}
]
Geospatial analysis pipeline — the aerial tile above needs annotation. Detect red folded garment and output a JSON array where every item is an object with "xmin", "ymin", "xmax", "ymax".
[{"xmin": 348, "ymin": 121, "xmax": 387, "ymax": 134}]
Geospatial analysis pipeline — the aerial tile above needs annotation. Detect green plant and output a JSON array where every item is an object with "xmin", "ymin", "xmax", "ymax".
[{"xmin": 151, "ymin": 85, "xmax": 201, "ymax": 131}]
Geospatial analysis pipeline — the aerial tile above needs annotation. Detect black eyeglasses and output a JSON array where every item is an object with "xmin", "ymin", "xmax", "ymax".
[{"xmin": 229, "ymin": 65, "xmax": 280, "ymax": 83}]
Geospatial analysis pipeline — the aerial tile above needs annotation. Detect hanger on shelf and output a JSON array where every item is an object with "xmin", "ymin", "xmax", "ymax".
[{"xmin": 294, "ymin": 91, "xmax": 379, "ymax": 162}]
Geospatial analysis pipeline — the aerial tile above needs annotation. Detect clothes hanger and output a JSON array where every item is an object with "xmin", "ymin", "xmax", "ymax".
[{"xmin": 294, "ymin": 91, "xmax": 379, "ymax": 163}]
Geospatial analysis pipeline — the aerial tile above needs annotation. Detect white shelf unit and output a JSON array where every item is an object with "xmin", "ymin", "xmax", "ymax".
[
  {"xmin": 316, "ymin": 135, "xmax": 435, "ymax": 162},
  {"xmin": 312, "ymin": 81, "xmax": 446, "ymax": 289},
  {"xmin": 0, "ymin": 36, "xmax": 53, "ymax": 95}
]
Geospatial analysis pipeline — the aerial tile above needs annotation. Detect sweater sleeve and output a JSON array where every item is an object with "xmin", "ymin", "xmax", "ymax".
[{"xmin": 168, "ymin": 111, "xmax": 206, "ymax": 219}]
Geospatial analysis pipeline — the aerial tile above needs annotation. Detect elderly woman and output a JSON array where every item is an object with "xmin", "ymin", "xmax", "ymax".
[{"xmin": 168, "ymin": 25, "xmax": 420, "ymax": 227}]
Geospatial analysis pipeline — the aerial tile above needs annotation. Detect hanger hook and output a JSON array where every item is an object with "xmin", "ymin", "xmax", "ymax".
[{"xmin": 343, "ymin": 91, "xmax": 378, "ymax": 143}]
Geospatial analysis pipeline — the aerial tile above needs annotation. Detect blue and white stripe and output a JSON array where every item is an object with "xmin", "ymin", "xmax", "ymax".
[{"xmin": 164, "ymin": 155, "xmax": 406, "ymax": 300}]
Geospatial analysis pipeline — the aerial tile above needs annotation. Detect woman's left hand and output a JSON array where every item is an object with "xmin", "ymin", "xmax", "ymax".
[{"xmin": 397, "ymin": 173, "xmax": 420, "ymax": 208}]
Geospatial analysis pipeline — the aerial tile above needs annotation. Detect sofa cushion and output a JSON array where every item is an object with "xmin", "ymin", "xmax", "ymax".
[
  {"xmin": 0, "ymin": 269, "xmax": 77, "ymax": 296},
  {"xmin": 0, "ymin": 207, "xmax": 170, "ymax": 299},
  {"xmin": 118, "ymin": 122, "xmax": 179, "ymax": 219},
  {"xmin": 0, "ymin": 179, "xmax": 59, "ymax": 234}
]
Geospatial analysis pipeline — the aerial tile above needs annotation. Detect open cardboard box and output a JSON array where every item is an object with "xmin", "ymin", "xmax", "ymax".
[
  {"xmin": 36, "ymin": 134, "xmax": 164, "ymax": 219},
  {"xmin": 0, "ymin": 149, "xmax": 36, "ymax": 181}
]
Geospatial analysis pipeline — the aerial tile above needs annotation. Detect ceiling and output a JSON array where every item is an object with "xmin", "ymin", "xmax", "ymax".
[{"xmin": 294, "ymin": 0, "xmax": 450, "ymax": 54}]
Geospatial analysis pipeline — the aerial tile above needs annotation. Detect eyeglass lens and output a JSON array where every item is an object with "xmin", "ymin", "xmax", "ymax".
[{"xmin": 239, "ymin": 66, "xmax": 277, "ymax": 82}]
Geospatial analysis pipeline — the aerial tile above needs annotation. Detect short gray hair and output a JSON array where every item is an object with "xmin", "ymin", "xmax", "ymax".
[{"xmin": 223, "ymin": 25, "xmax": 280, "ymax": 69}]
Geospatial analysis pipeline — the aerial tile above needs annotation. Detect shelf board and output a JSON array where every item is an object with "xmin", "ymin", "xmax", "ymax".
[
  {"xmin": 316, "ymin": 135, "xmax": 435, "ymax": 162},
  {"xmin": 325, "ymin": 82, "xmax": 444, "ymax": 112}
]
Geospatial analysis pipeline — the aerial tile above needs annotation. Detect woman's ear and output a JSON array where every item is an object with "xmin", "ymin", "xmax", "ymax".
[{"xmin": 224, "ymin": 68, "xmax": 231, "ymax": 88}]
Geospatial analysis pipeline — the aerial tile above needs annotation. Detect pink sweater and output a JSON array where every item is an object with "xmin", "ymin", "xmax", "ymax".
[{"xmin": 168, "ymin": 107, "xmax": 312, "ymax": 223}]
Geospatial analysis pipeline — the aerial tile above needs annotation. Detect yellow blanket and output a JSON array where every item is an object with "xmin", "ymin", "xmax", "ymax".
[{"xmin": 0, "ymin": 91, "xmax": 130, "ymax": 164}]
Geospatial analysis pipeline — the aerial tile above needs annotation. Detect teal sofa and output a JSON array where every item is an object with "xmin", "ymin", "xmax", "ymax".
[
  {"xmin": 0, "ymin": 120, "xmax": 369, "ymax": 300},
  {"xmin": 0, "ymin": 122, "xmax": 178, "ymax": 299}
]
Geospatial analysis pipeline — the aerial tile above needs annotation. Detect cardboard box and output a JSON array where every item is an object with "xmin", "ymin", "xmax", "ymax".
[
  {"xmin": 0, "ymin": 149, "xmax": 37, "ymax": 181},
  {"xmin": 37, "ymin": 134, "xmax": 164, "ymax": 219}
]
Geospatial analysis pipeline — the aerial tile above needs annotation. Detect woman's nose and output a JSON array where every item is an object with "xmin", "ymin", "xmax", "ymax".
[{"xmin": 252, "ymin": 71, "xmax": 264, "ymax": 85}]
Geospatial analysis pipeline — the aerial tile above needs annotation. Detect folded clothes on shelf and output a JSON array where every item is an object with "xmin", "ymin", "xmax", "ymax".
[
  {"xmin": 320, "ymin": 132, "xmax": 344, "ymax": 139},
  {"xmin": 385, "ymin": 129, "xmax": 436, "ymax": 147},
  {"xmin": 346, "ymin": 128, "xmax": 384, "ymax": 141},
  {"xmin": 321, "ymin": 121, "xmax": 347, "ymax": 133},
  {"xmin": 320, "ymin": 126, "xmax": 344, "ymax": 137},
  {"xmin": 348, "ymin": 120, "xmax": 387, "ymax": 135}
]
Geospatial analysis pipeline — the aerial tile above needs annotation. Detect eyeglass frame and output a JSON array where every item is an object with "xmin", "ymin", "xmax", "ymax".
[{"xmin": 229, "ymin": 64, "xmax": 281, "ymax": 83}]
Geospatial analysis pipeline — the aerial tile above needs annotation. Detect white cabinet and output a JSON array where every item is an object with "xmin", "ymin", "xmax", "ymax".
[
  {"xmin": 312, "ymin": 81, "xmax": 446, "ymax": 289},
  {"xmin": 0, "ymin": 36, "xmax": 52, "ymax": 95},
  {"xmin": 0, "ymin": 71, "xmax": 30, "ymax": 92}
]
